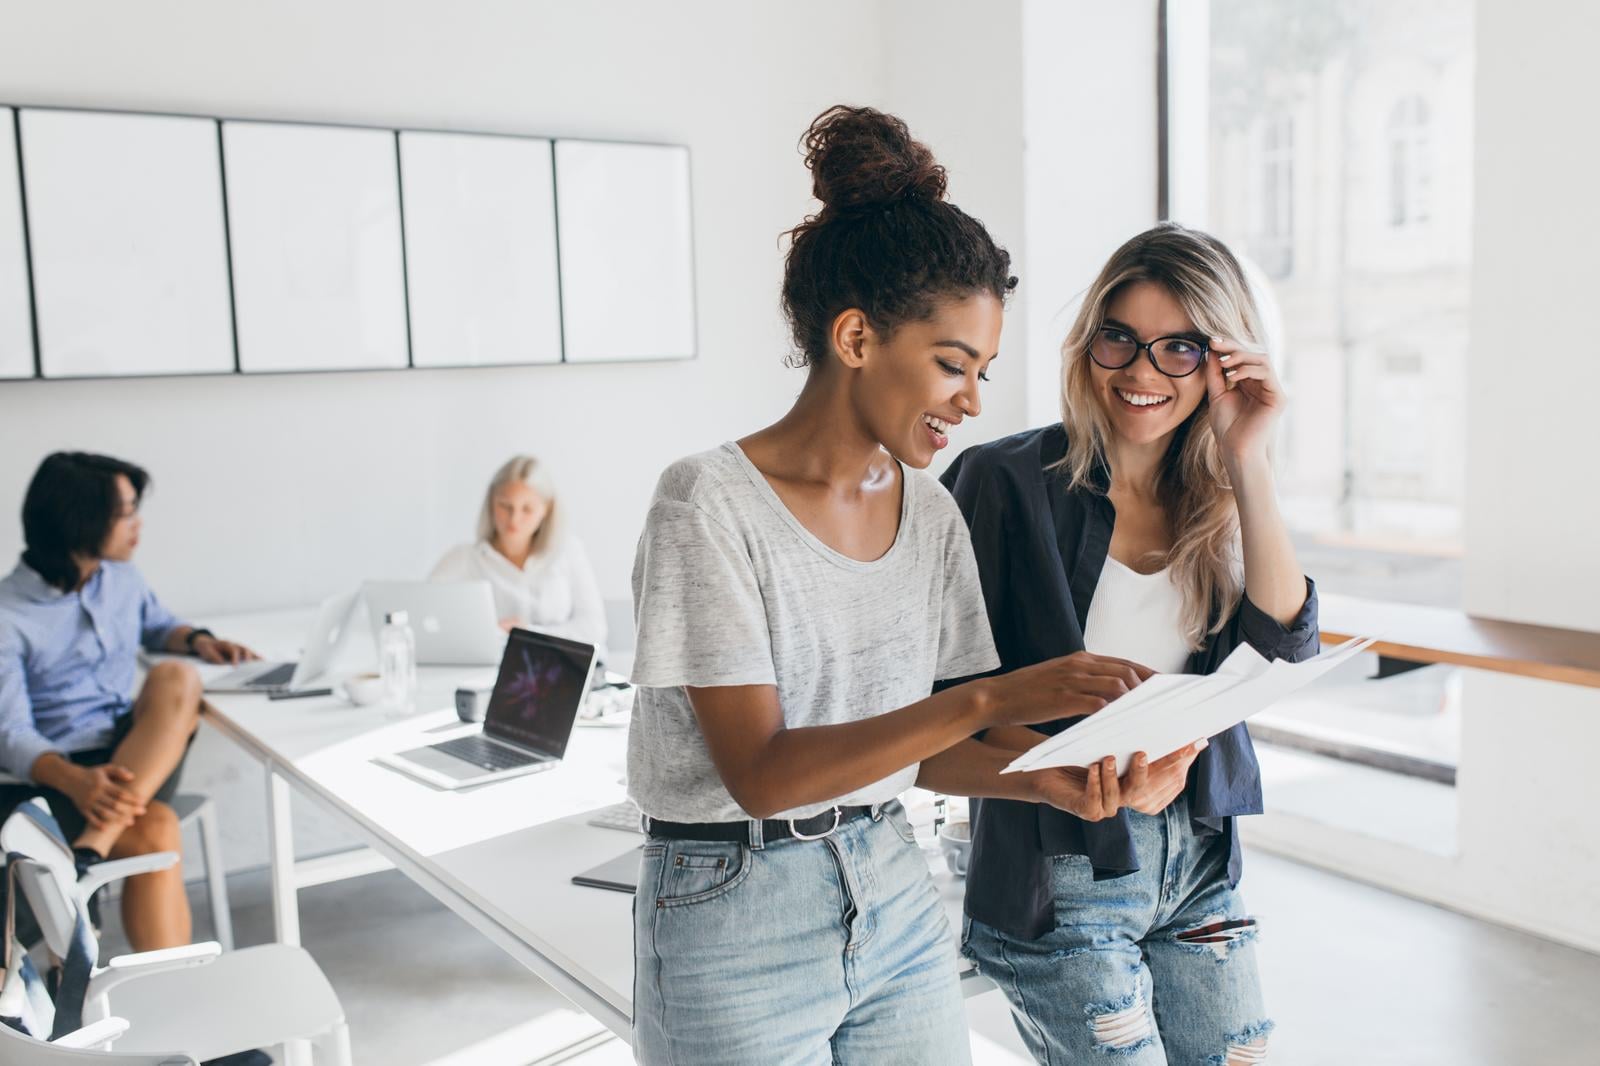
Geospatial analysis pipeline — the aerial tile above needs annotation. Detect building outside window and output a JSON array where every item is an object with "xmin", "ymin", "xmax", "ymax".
[
  {"xmin": 1388, "ymin": 95, "xmax": 1432, "ymax": 228},
  {"xmin": 1255, "ymin": 115, "xmax": 1295, "ymax": 278},
  {"xmin": 1169, "ymin": 0, "xmax": 1474, "ymax": 607}
]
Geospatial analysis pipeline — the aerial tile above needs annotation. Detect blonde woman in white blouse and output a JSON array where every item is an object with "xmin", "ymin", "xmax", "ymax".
[{"xmin": 430, "ymin": 455, "xmax": 608, "ymax": 658}]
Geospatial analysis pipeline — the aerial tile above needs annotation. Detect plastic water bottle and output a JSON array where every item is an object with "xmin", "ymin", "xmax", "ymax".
[{"xmin": 379, "ymin": 610, "xmax": 417, "ymax": 715}]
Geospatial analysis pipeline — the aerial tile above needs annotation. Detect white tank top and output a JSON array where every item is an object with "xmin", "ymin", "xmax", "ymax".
[{"xmin": 1082, "ymin": 556, "xmax": 1193, "ymax": 674}]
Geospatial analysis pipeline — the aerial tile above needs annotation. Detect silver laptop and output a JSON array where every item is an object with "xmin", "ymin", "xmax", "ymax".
[
  {"xmin": 207, "ymin": 591, "xmax": 361, "ymax": 693},
  {"xmin": 361, "ymin": 580, "xmax": 503, "ymax": 665},
  {"xmin": 377, "ymin": 628, "xmax": 597, "ymax": 789}
]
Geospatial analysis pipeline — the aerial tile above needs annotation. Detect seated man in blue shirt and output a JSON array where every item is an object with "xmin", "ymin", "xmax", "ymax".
[{"xmin": 0, "ymin": 452, "xmax": 257, "ymax": 952}]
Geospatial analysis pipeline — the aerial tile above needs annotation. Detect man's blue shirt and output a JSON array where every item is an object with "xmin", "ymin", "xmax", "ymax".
[{"xmin": 0, "ymin": 560, "xmax": 186, "ymax": 780}]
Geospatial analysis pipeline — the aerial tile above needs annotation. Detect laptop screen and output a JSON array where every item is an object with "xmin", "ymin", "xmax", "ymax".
[{"xmin": 483, "ymin": 628, "xmax": 595, "ymax": 758}]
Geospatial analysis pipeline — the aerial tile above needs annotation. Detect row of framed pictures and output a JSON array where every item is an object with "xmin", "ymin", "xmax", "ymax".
[{"xmin": 0, "ymin": 106, "xmax": 697, "ymax": 379}]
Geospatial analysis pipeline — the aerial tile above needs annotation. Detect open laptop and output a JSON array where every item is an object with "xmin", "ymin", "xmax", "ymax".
[
  {"xmin": 361, "ymin": 580, "xmax": 503, "ymax": 665},
  {"xmin": 206, "ymin": 590, "xmax": 360, "ymax": 694},
  {"xmin": 377, "ymin": 627, "xmax": 597, "ymax": 789}
]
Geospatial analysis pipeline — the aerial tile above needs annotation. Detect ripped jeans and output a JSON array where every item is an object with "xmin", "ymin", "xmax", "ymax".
[{"xmin": 963, "ymin": 795, "xmax": 1270, "ymax": 1065}]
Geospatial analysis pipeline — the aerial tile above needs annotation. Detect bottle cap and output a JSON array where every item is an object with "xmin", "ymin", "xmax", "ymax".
[{"xmin": 386, "ymin": 610, "xmax": 409, "ymax": 626}]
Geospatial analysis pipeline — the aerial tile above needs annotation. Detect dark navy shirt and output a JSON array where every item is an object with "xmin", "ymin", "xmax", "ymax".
[{"xmin": 939, "ymin": 425, "xmax": 1320, "ymax": 940}]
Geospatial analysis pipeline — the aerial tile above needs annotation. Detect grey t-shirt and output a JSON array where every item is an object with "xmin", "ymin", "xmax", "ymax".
[{"xmin": 626, "ymin": 442, "xmax": 1000, "ymax": 823}]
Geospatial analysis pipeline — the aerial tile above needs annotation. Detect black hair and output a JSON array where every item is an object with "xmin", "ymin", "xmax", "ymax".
[
  {"xmin": 780, "ymin": 105, "xmax": 1017, "ymax": 369},
  {"xmin": 21, "ymin": 452, "xmax": 150, "ymax": 592}
]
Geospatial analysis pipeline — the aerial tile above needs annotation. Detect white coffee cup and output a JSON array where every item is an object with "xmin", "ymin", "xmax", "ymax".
[
  {"xmin": 341, "ymin": 673, "xmax": 384, "ymax": 706},
  {"xmin": 938, "ymin": 819, "xmax": 972, "ymax": 877}
]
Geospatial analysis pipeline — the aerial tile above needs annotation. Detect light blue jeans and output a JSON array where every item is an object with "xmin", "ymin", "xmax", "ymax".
[
  {"xmin": 963, "ymin": 795, "xmax": 1271, "ymax": 1065},
  {"xmin": 632, "ymin": 800, "xmax": 972, "ymax": 1066}
]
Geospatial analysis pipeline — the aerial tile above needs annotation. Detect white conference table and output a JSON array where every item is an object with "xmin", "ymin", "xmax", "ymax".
[{"xmin": 197, "ymin": 607, "xmax": 987, "ymax": 1050}]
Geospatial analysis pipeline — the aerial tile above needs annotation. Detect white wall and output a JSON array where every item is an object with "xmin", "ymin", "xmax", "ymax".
[
  {"xmin": 1463, "ymin": 0, "xmax": 1600, "ymax": 633},
  {"xmin": 1020, "ymin": 0, "xmax": 1161, "ymax": 428},
  {"xmin": 883, "ymin": 0, "xmax": 1164, "ymax": 453},
  {"xmin": 1455, "ymin": 0, "xmax": 1600, "ymax": 947},
  {"xmin": 0, "ymin": 0, "xmax": 892, "ymax": 616},
  {"xmin": 883, "ymin": 0, "xmax": 1029, "ymax": 457}
]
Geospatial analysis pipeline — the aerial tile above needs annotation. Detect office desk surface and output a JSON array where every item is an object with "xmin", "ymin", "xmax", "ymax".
[
  {"xmin": 198, "ymin": 607, "xmax": 627, "ymax": 851},
  {"xmin": 195, "ymin": 607, "xmax": 982, "ymax": 1039}
]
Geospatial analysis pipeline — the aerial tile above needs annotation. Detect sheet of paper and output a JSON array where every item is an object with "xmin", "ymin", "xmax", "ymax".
[
  {"xmin": 1002, "ymin": 637, "xmax": 1375, "ymax": 775},
  {"xmin": 1002, "ymin": 648, "xmax": 1279, "ymax": 773},
  {"xmin": 1006, "ymin": 673, "xmax": 1214, "ymax": 773}
]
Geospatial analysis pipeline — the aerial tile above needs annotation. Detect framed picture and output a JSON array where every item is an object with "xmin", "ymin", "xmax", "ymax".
[
  {"xmin": 399, "ymin": 130, "xmax": 562, "ymax": 368},
  {"xmin": 223, "ymin": 120, "xmax": 409, "ymax": 373},
  {"xmin": 20, "ymin": 108, "xmax": 234, "ymax": 378},
  {"xmin": 0, "ymin": 107, "xmax": 33, "ymax": 379},
  {"xmin": 554, "ymin": 140, "xmax": 696, "ymax": 363}
]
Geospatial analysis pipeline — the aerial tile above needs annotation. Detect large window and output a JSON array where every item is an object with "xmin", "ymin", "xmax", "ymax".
[
  {"xmin": 1388, "ymin": 95, "xmax": 1432, "ymax": 228},
  {"xmin": 1167, "ymin": 0, "xmax": 1474, "ymax": 607}
]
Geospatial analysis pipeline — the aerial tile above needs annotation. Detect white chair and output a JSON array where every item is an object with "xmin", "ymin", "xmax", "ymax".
[
  {"xmin": 0, "ymin": 1015, "xmax": 197, "ymax": 1065},
  {"xmin": 167, "ymin": 796, "xmax": 230, "ymax": 950},
  {"xmin": 2, "ymin": 808, "xmax": 351, "ymax": 1064},
  {"xmin": 0, "ymin": 777, "xmax": 233, "ymax": 951}
]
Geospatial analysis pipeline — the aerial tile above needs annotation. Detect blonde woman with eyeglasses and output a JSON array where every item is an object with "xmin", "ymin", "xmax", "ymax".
[
  {"xmin": 928, "ymin": 223, "xmax": 1318, "ymax": 1065},
  {"xmin": 430, "ymin": 455, "xmax": 607, "ymax": 658}
]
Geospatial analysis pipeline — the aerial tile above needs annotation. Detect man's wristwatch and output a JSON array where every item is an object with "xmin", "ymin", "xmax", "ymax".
[{"xmin": 184, "ymin": 627, "xmax": 216, "ymax": 654}]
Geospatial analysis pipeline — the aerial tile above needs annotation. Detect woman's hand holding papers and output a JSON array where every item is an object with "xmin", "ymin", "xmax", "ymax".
[
  {"xmin": 937, "ymin": 653, "xmax": 1200, "ymax": 821},
  {"xmin": 1020, "ymin": 760, "xmax": 1122, "ymax": 821},
  {"xmin": 1016, "ymin": 740, "xmax": 1206, "ymax": 821},
  {"xmin": 980, "ymin": 651, "xmax": 1154, "ymax": 728},
  {"xmin": 1117, "ymin": 741, "xmax": 1206, "ymax": 814}
]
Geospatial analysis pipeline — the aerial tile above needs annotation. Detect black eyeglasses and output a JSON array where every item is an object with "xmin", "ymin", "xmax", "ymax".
[{"xmin": 1089, "ymin": 326, "xmax": 1209, "ymax": 379}]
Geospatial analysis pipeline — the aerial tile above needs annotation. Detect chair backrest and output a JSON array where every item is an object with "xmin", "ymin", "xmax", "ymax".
[
  {"xmin": 1, "ymin": 807, "xmax": 87, "ymax": 960},
  {"xmin": 0, "ymin": 1018, "xmax": 196, "ymax": 1065}
]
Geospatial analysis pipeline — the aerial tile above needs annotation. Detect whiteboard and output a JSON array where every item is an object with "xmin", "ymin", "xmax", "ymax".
[
  {"xmin": 20, "ymin": 108, "xmax": 234, "ymax": 378},
  {"xmin": 399, "ymin": 131, "xmax": 561, "ymax": 368},
  {"xmin": 554, "ymin": 141, "xmax": 696, "ymax": 362},
  {"xmin": 223, "ymin": 121, "xmax": 408, "ymax": 373},
  {"xmin": 0, "ymin": 108, "xmax": 33, "ymax": 378}
]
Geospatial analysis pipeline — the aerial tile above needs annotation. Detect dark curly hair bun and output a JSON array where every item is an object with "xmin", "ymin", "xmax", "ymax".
[
  {"xmin": 782, "ymin": 104, "xmax": 1016, "ymax": 369},
  {"xmin": 804, "ymin": 105, "xmax": 948, "ymax": 214}
]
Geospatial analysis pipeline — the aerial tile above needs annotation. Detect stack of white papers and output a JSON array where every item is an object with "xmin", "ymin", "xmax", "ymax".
[{"xmin": 1001, "ymin": 636, "xmax": 1376, "ymax": 775}]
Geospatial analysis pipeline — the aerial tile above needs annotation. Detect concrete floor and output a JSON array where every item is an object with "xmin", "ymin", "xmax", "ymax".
[{"xmin": 99, "ymin": 847, "xmax": 1600, "ymax": 1065}]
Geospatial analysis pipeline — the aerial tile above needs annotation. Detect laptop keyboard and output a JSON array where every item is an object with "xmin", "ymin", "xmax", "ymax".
[
  {"xmin": 434, "ymin": 733, "xmax": 545, "ymax": 772},
  {"xmin": 246, "ymin": 663, "xmax": 297, "ymax": 688},
  {"xmin": 587, "ymin": 800, "xmax": 645, "ymax": 835}
]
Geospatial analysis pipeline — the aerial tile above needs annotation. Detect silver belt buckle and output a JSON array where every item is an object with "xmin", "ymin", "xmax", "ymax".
[{"xmin": 788, "ymin": 806, "xmax": 843, "ymax": 841}]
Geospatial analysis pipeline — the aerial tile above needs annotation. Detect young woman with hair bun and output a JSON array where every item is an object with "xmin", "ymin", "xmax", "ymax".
[{"xmin": 623, "ymin": 106, "xmax": 1178, "ymax": 1064}]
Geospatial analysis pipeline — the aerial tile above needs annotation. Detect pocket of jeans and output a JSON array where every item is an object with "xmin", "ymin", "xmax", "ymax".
[
  {"xmin": 653, "ymin": 841, "xmax": 750, "ymax": 908},
  {"xmin": 884, "ymin": 805, "xmax": 920, "ymax": 845}
]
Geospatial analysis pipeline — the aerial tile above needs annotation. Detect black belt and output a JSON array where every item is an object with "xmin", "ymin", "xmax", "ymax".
[{"xmin": 645, "ymin": 804, "xmax": 878, "ymax": 844}]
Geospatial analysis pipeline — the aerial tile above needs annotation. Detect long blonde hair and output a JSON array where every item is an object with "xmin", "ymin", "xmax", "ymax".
[
  {"xmin": 477, "ymin": 455, "xmax": 562, "ymax": 558},
  {"xmin": 1059, "ymin": 223, "xmax": 1266, "ymax": 648}
]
